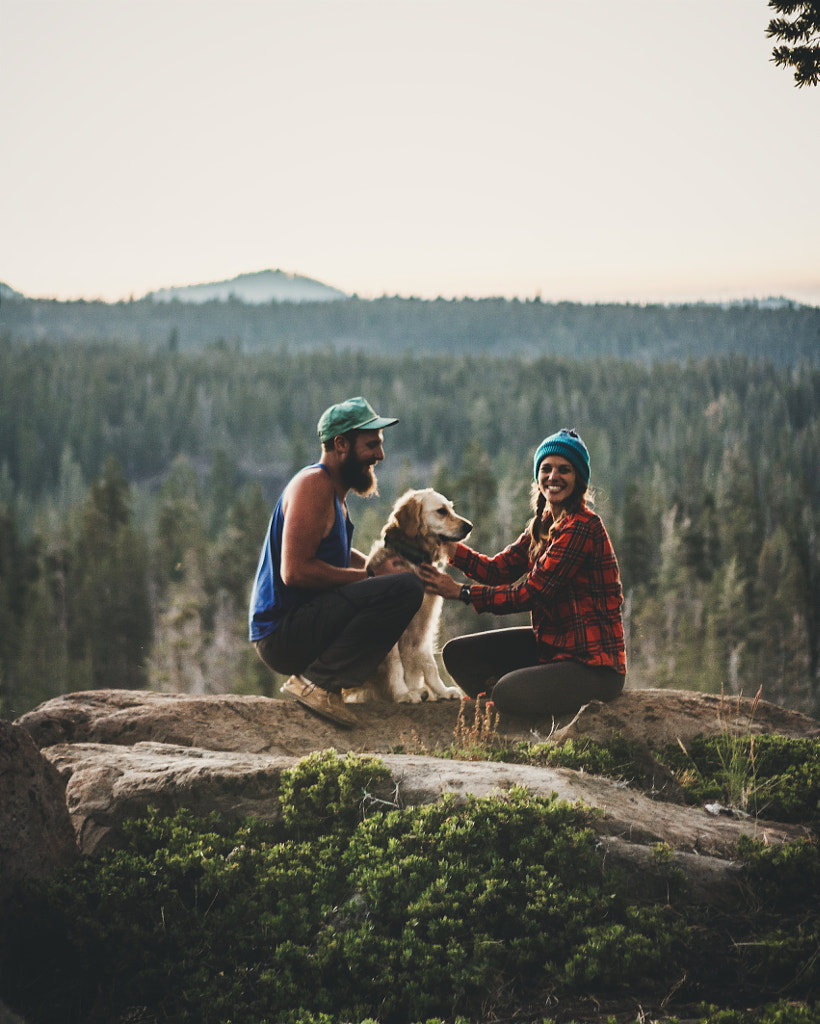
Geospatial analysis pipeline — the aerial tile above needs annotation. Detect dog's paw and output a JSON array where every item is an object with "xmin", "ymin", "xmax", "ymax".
[
  {"xmin": 394, "ymin": 690, "xmax": 424, "ymax": 703},
  {"xmin": 421, "ymin": 682, "xmax": 463, "ymax": 700},
  {"xmin": 439, "ymin": 686, "xmax": 463, "ymax": 699}
]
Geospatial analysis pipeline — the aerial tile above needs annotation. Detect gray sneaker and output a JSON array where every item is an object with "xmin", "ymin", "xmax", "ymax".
[{"xmin": 281, "ymin": 675, "xmax": 357, "ymax": 728}]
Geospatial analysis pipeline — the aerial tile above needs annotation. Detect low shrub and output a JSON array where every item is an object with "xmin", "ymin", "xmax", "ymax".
[
  {"xmin": 520, "ymin": 734, "xmax": 648, "ymax": 780},
  {"xmin": 695, "ymin": 1000, "xmax": 820, "ymax": 1023},
  {"xmin": 2, "ymin": 754, "xmax": 682, "ymax": 1024},
  {"xmin": 656, "ymin": 734, "xmax": 820, "ymax": 823},
  {"xmin": 1, "ymin": 749, "xmax": 817, "ymax": 1024},
  {"xmin": 445, "ymin": 731, "xmax": 820, "ymax": 827}
]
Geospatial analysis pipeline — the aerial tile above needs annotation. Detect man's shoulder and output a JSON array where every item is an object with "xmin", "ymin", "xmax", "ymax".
[
  {"xmin": 294, "ymin": 462, "xmax": 329, "ymax": 481},
  {"xmin": 285, "ymin": 463, "xmax": 335, "ymax": 504}
]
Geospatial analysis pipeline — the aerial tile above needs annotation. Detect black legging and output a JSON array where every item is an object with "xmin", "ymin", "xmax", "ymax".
[{"xmin": 442, "ymin": 626, "xmax": 625, "ymax": 718}]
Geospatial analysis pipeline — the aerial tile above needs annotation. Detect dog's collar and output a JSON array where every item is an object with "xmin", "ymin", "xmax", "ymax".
[{"xmin": 384, "ymin": 535, "xmax": 431, "ymax": 566}]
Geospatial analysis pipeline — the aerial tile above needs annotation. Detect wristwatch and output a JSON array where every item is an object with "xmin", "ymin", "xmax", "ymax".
[{"xmin": 459, "ymin": 583, "xmax": 471, "ymax": 605}]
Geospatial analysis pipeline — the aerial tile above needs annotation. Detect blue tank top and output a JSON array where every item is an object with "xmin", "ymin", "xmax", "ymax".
[{"xmin": 248, "ymin": 463, "xmax": 354, "ymax": 641}]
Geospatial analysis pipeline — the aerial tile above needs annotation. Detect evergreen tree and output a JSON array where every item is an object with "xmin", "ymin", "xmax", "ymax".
[
  {"xmin": 451, "ymin": 441, "xmax": 498, "ymax": 554},
  {"xmin": 619, "ymin": 483, "xmax": 655, "ymax": 592},
  {"xmin": 67, "ymin": 457, "xmax": 151, "ymax": 690},
  {"xmin": 707, "ymin": 556, "xmax": 752, "ymax": 696},
  {"xmin": 16, "ymin": 556, "xmax": 75, "ymax": 714},
  {"xmin": 680, "ymin": 493, "xmax": 720, "ymax": 583},
  {"xmin": 0, "ymin": 508, "xmax": 35, "ymax": 716},
  {"xmin": 213, "ymin": 482, "xmax": 270, "ymax": 607},
  {"xmin": 206, "ymin": 448, "xmax": 237, "ymax": 538},
  {"xmin": 753, "ymin": 525, "xmax": 812, "ymax": 707},
  {"xmin": 150, "ymin": 548, "xmax": 210, "ymax": 694},
  {"xmin": 767, "ymin": 0, "xmax": 820, "ymax": 86},
  {"xmin": 716, "ymin": 444, "xmax": 761, "ymax": 596},
  {"xmin": 153, "ymin": 456, "xmax": 207, "ymax": 585}
]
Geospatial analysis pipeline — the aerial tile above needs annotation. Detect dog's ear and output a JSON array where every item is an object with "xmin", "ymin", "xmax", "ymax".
[
  {"xmin": 391, "ymin": 491, "xmax": 424, "ymax": 539},
  {"xmin": 382, "ymin": 489, "xmax": 412, "ymax": 538}
]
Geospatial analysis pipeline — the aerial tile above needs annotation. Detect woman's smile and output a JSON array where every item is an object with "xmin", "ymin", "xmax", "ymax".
[{"xmin": 538, "ymin": 456, "xmax": 577, "ymax": 510}]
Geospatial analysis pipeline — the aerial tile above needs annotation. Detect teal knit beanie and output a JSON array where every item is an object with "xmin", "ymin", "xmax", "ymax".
[{"xmin": 533, "ymin": 429, "xmax": 590, "ymax": 484}]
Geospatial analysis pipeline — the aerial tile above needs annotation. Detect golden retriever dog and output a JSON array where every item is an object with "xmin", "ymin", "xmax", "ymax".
[{"xmin": 344, "ymin": 488, "xmax": 473, "ymax": 704}]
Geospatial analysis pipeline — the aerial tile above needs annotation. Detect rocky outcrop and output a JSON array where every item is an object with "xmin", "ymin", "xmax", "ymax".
[
  {"xmin": 7, "ymin": 686, "xmax": 819, "ymax": 912},
  {"xmin": 7, "ymin": 688, "xmax": 818, "ymax": 913},
  {"xmin": 16, "ymin": 688, "xmax": 467, "ymax": 756},
  {"xmin": 0, "ymin": 721, "xmax": 78, "ymax": 907},
  {"xmin": 17, "ymin": 686, "xmax": 820, "ymax": 757},
  {"xmin": 44, "ymin": 739, "xmax": 809, "ymax": 859},
  {"xmin": 549, "ymin": 687, "xmax": 820, "ymax": 747}
]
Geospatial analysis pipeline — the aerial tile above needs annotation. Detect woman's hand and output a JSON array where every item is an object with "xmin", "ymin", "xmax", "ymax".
[{"xmin": 418, "ymin": 562, "xmax": 463, "ymax": 599}]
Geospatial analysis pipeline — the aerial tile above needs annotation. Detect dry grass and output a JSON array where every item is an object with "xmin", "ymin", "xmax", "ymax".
[{"xmin": 453, "ymin": 693, "xmax": 502, "ymax": 757}]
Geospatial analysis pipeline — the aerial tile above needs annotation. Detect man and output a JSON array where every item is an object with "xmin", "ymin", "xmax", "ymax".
[{"xmin": 249, "ymin": 396, "xmax": 424, "ymax": 727}]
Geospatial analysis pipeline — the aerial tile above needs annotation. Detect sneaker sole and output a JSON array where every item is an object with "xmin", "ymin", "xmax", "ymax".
[{"xmin": 294, "ymin": 695, "xmax": 355, "ymax": 729}]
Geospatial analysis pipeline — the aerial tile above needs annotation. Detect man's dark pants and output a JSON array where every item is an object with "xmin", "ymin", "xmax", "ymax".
[{"xmin": 255, "ymin": 572, "xmax": 424, "ymax": 693}]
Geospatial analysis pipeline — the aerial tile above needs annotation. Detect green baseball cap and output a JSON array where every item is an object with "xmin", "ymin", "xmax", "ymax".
[{"xmin": 317, "ymin": 396, "xmax": 399, "ymax": 443}]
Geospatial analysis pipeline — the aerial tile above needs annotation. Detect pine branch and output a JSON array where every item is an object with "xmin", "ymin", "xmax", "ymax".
[{"xmin": 767, "ymin": 1, "xmax": 820, "ymax": 85}]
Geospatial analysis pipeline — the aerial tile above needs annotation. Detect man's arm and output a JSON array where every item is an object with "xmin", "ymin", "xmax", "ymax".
[
  {"xmin": 349, "ymin": 549, "xmax": 367, "ymax": 569},
  {"xmin": 280, "ymin": 468, "xmax": 367, "ymax": 589}
]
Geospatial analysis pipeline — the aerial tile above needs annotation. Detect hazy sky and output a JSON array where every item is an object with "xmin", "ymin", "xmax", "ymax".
[{"xmin": 3, "ymin": 0, "xmax": 818, "ymax": 305}]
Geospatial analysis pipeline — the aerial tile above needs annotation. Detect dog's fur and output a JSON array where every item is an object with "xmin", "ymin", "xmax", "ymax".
[{"xmin": 344, "ymin": 488, "xmax": 473, "ymax": 704}]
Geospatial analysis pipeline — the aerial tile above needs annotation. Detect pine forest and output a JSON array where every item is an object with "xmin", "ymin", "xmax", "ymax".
[{"xmin": 1, "ymin": 295, "xmax": 818, "ymax": 719}]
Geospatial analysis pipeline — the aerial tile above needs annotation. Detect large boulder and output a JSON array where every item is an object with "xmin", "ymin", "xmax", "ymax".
[
  {"xmin": 3, "ymin": 687, "xmax": 818, "ymax": 1022},
  {"xmin": 11, "ymin": 686, "xmax": 819, "ymax": 910},
  {"xmin": 16, "ymin": 686, "xmax": 820, "ymax": 757},
  {"xmin": 42, "ymin": 740, "xmax": 812, "ymax": 909},
  {"xmin": 0, "ymin": 721, "xmax": 78, "ymax": 907},
  {"xmin": 551, "ymin": 686, "xmax": 820, "ymax": 746},
  {"xmin": 16, "ymin": 688, "xmax": 463, "ymax": 755},
  {"xmin": 43, "ymin": 739, "xmax": 809, "ymax": 857}
]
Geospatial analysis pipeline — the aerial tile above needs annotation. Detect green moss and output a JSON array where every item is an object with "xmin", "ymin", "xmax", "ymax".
[
  {"xmin": 656, "ymin": 734, "xmax": 820, "ymax": 823},
  {"xmin": 737, "ymin": 834, "xmax": 820, "ymax": 908},
  {"xmin": 436, "ymin": 734, "xmax": 650, "ymax": 782},
  {"xmin": 696, "ymin": 1000, "xmax": 820, "ymax": 1023},
  {"xmin": 521, "ymin": 735, "xmax": 648, "ymax": 780},
  {"xmin": 447, "ymin": 732, "xmax": 819, "ymax": 828}
]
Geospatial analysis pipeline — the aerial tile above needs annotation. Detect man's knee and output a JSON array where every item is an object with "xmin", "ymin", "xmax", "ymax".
[
  {"xmin": 254, "ymin": 636, "xmax": 277, "ymax": 673},
  {"xmin": 406, "ymin": 570, "xmax": 426, "ymax": 597},
  {"xmin": 393, "ymin": 570, "xmax": 425, "ymax": 612}
]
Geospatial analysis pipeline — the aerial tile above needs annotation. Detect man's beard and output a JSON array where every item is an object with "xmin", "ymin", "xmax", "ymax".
[{"xmin": 340, "ymin": 451, "xmax": 379, "ymax": 496}]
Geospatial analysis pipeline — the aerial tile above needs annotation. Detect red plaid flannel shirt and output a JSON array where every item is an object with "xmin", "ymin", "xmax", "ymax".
[{"xmin": 451, "ymin": 506, "xmax": 626, "ymax": 674}]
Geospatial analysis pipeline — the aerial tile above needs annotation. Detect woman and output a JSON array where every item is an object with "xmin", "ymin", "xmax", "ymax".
[{"xmin": 419, "ymin": 429, "xmax": 626, "ymax": 718}]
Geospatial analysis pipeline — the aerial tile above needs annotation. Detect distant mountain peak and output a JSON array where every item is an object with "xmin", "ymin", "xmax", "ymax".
[
  {"xmin": 145, "ymin": 269, "xmax": 348, "ymax": 305},
  {"xmin": 0, "ymin": 281, "xmax": 26, "ymax": 301}
]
